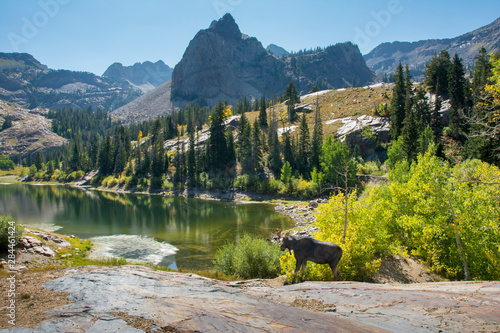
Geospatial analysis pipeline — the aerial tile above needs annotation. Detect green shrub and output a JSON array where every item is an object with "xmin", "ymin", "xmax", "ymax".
[
  {"xmin": 0, "ymin": 215, "xmax": 24, "ymax": 252},
  {"xmin": 163, "ymin": 179, "xmax": 174, "ymax": 190},
  {"xmin": 0, "ymin": 154, "xmax": 15, "ymax": 171},
  {"xmin": 66, "ymin": 170, "xmax": 84, "ymax": 182},
  {"xmin": 234, "ymin": 174, "xmax": 261, "ymax": 192},
  {"xmin": 294, "ymin": 178, "xmax": 319, "ymax": 198},
  {"xmin": 268, "ymin": 179, "xmax": 285, "ymax": 195},
  {"xmin": 150, "ymin": 176, "xmax": 163, "ymax": 189},
  {"xmin": 214, "ymin": 234, "xmax": 282, "ymax": 279},
  {"xmin": 125, "ymin": 175, "xmax": 138, "ymax": 188}
]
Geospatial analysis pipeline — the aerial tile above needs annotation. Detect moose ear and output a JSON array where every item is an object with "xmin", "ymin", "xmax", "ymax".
[{"xmin": 285, "ymin": 231, "xmax": 291, "ymax": 237}]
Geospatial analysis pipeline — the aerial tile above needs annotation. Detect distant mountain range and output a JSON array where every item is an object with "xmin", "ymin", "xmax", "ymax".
[
  {"xmin": 0, "ymin": 53, "xmax": 141, "ymax": 111},
  {"xmin": 103, "ymin": 60, "xmax": 173, "ymax": 93},
  {"xmin": 364, "ymin": 17, "xmax": 500, "ymax": 76},
  {"xmin": 1, "ymin": 15, "xmax": 498, "ymax": 125}
]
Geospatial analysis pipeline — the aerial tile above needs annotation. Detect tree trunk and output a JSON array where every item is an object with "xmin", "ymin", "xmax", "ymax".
[{"xmin": 447, "ymin": 195, "xmax": 471, "ymax": 281}]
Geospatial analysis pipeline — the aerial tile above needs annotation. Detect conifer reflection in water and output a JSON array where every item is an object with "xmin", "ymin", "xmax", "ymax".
[{"xmin": 0, "ymin": 184, "xmax": 293, "ymax": 270}]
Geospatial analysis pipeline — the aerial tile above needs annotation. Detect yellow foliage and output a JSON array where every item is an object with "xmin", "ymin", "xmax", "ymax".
[{"xmin": 224, "ymin": 105, "xmax": 233, "ymax": 119}]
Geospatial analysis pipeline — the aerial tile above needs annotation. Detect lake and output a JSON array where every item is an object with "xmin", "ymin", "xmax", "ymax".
[{"xmin": 0, "ymin": 183, "xmax": 294, "ymax": 270}]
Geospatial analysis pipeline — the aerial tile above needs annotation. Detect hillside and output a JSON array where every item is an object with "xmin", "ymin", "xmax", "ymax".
[
  {"xmin": 364, "ymin": 17, "xmax": 500, "ymax": 76},
  {"xmin": 0, "ymin": 53, "xmax": 141, "ymax": 111},
  {"xmin": 164, "ymin": 84, "xmax": 393, "ymax": 162},
  {"xmin": 171, "ymin": 14, "xmax": 374, "ymax": 107},
  {"xmin": 0, "ymin": 99, "xmax": 67, "ymax": 158},
  {"xmin": 103, "ymin": 60, "xmax": 173, "ymax": 94},
  {"xmin": 110, "ymin": 80, "xmax": 176, "ymax": 124}
]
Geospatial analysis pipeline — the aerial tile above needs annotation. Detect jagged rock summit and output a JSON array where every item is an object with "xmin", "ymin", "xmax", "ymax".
[
  {"xmin": 171, "ymin": 13, "xmax": 287, "ymax": 106},
  {"xmin": 209, "ymin": 13, "xmax": 242, "ymax": 39},
  {"xmin": 171, "ymin": 14, "xmax": 374, "ymax": 107},
  {"xmin": 103, "ymin": 60, "xmax": 173, "ymax": 93}
]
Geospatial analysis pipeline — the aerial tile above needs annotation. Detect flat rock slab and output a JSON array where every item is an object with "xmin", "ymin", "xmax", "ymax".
[{"xmin": 2, "ymin": 266, "xmax": 499, "ymax": 332}]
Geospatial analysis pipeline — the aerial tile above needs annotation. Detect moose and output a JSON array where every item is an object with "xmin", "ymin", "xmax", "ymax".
[{"xmin": 278, "ymin": 231, "xmax": 342, "ymax": 284}]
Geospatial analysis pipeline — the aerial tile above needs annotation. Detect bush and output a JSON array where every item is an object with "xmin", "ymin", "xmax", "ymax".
[
  {"xmin": 234, "ymin": 174, "xmax": 261, "ymax": 192},
  {"xmin": 214, "ymin": 234, "xmax": 282, "ymax": 279},
  {"xmin": 66, "ymin": 170, "xmax": 84, "ymax": 182},
  {"xmin": 294, "ymin": 178, "xmax": 319, "ymax": 198},
  {"xmin": 0, "ymin": 215, "xmax": 24, "ymax": 252},
  {"xmin": 125, "ymin": 174, "xmax": 138, "ymax": 188},
  {"xmin": 0, "ymin": 154, "xmax": 15, "ymax": 171},
  {"xmin": 101, "ymin": 175, "xmax": 118, "ymax": 187},
  {"xmin": 150, "ymin": 176, "xmax": 163, "ymax": 189},
  {"xmin": 268, "ymin": 179, "xmax": 285, "ymax": 195}
]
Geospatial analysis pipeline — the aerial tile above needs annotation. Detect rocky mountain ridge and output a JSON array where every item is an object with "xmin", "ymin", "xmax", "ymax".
[
  {"xmin": 364, "ymin": 17, "xmax": 500, "ymax": 76},
  {"xmin": 0, "ymin": 53, "xmax": 141, "ymax": 111},
  {"xmin": 171, "ymin": 14, "xmax": 375, "ymax": 107},
  {"xmin": 103, "ymin": 60, "xmax": 173, "ymax": 94}
]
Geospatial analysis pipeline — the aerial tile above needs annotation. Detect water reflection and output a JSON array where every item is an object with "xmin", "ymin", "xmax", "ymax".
[{"xmin": 0, "ymin": 184, "xmax": 293, "ymax": 270}]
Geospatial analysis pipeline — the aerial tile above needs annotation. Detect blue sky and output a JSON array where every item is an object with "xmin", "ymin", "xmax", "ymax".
[{"xmin": 1, "ymin": 0, "xmax": 499, "ymax": 75}]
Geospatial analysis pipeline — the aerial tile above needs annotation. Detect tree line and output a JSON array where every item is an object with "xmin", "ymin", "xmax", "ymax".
[{"xmin": 14, "ymin": 47, "xmax": 500, "ymax": 197}]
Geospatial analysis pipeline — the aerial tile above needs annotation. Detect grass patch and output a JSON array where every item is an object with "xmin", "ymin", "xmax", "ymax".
[{"xmin": 213, "ymin": 234, "xmax": 282, "ymax": 279}]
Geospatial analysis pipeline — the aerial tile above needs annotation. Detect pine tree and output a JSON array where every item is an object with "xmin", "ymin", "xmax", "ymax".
[
  {"xmin": 70, "ymin": 141, "xmax": 81, "ymax": 171},
  {"xmin": 35, "ymin": 152, "xmax": 44, "ymax": 171},
  {"xmin": 89, "ymin": 133, "xmax": 100, "ymax": 169},
  {"xmin": 174, "ymin": 136, "xmax": 182, "ymax": 183},
  {"xmin": 98, "ymin": 131, "xmax": 113, "ymax": 175},
  {"xmin": 250, "ymin": 119, "xmax": 264, "ymax": 173},
  {"xmin": 225, "ymin": 127, "xmax": 236, "ymax": 168},
  {"xmin": 424, "ymin": 50, "xmax": 452, "ymax": 96},
  {"xmin": 413, "ymin": 87, "xmax": 431, "ymax": 130},
  {"xmin": 151, "ymin": 137, "xmax": 164, "ymax": 178},
  {"xmin": 418, "ymin": 125, "xmax": 435, "ymax": 155},
  {"xmin": 390, "ymin": 63, "xmax": 406, "ymax": 139},
  {"xmin": 448, "ymin": 53, "xmax": 467, "ymax": 140},
  {"xmin": 431, "ymin": 92, "xmax": 444, "ymax": 142},
  {"xmin": 283, "ymin": 81, "xmax": 299, "ymax": 124},
  {"xmin": 252, "ymin": 98, "xmax": 259, "ymax": 111},
  {"xmin": 237, "ymin": 117, "xmax": 252, "ymax": 173},
  {"xmin": 259, "ymin": 96, "xmax": 268, "ymax": 128},
  {"xmin": 472, "ymin": 47, "xmax": 493, "ymax": 99},
  {"xmin": 297, "ymin": 112, "xmax": 310, "ymax": 176},
  {"xmin": 283, "ymin": 132, "xmax": 295, "ymax": 171},
  {"xmin": 401, "ymin": 105, "xmax": 419, "ymax": 163},
  {"xmin": 208, "ymin": 101, "xmax": 228, "ymax": 172},
  {"xmin": 114, "ymin": 141, "xmax": 126, "ymax": 174},
  {"xmin": 310, "ymin": 96, "xmax": 323, "ymax": 171}
]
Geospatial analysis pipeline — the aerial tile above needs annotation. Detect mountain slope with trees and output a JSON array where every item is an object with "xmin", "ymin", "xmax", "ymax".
[{"xmin": 364, "ymin": 17, "xmax": 500, "ymax": 77}]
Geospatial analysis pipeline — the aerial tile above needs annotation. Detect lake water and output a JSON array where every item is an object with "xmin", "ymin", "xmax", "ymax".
[{"xmin": 0, "ymin": 183, "xmax": 293, "ymax": 270}]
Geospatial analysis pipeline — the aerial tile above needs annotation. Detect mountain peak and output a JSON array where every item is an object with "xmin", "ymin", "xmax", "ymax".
[{"xmin": 209, "ymin": 13, "xmax": 241, "ymax": 39}]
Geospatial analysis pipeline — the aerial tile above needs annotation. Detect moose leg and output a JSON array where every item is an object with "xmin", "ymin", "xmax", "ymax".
[
  {"xmin": 329, "ymin": 263, "xmax": 339, "ymax": 281},
  {"xmin": 301, "ymin": 261, "xmax": 307, "ymax": 280},
  {"xmin": 292, "ymin": 260, "xmax": 302, "ymax": 284}
]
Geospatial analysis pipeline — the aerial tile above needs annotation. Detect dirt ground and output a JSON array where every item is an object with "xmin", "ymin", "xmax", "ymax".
[{"xmin": 0, "ymin": 265, "xmax": 73, "ymax": 329}]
